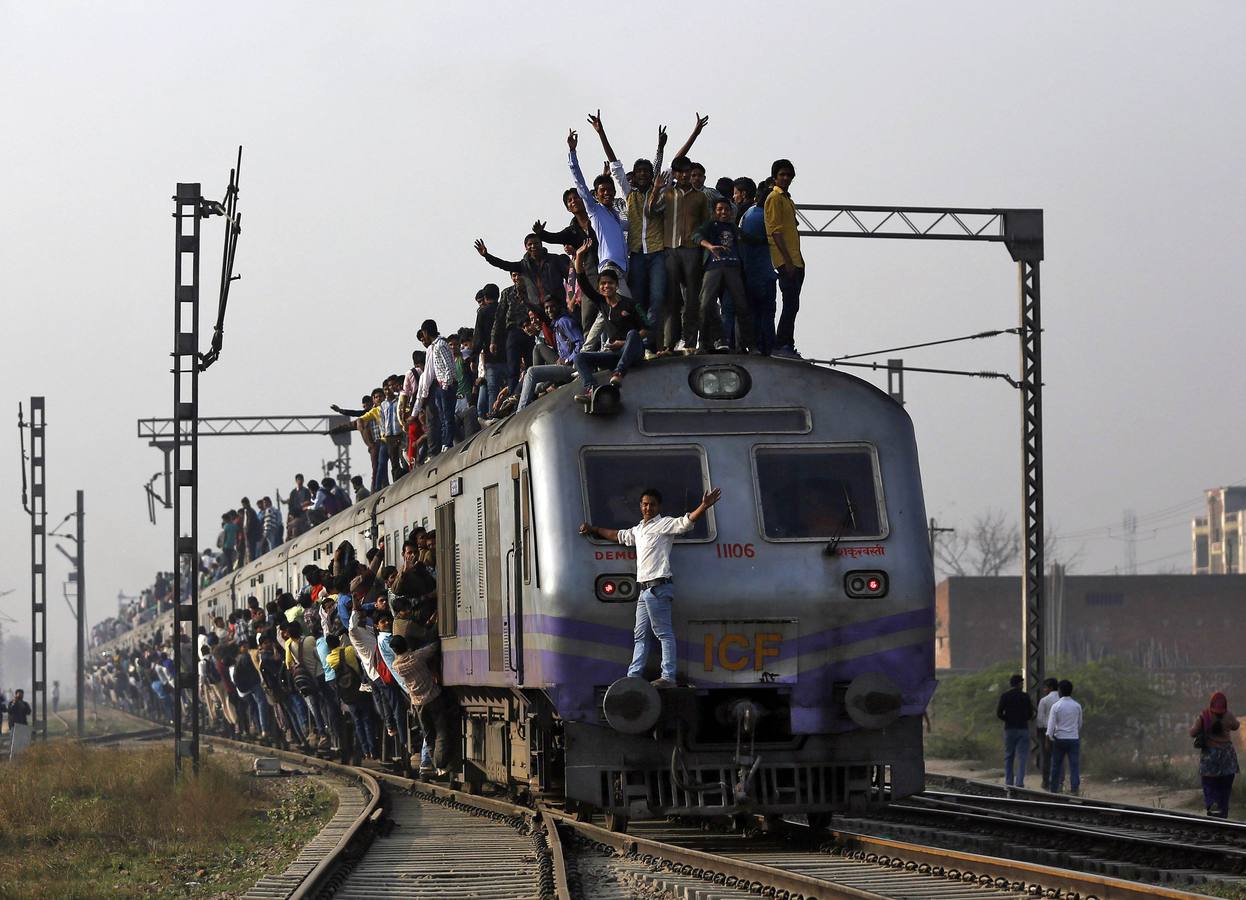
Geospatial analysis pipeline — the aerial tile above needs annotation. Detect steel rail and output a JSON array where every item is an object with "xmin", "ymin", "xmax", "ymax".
[
  {"xmin": 539, "ymin": 807, "xmax": 574, "ymax": 900},
  {"xmin": 825, "ymin": 826, "xmax": 1209, "ymax": 900},
  {"xmin": 543, "ymin": 805, "xmax": 886, "ymax": 900},
  {"xmin": 94, "ymin": 708, "xmax": 1217, "ymax": 899},
  {"xmin": 926, "ymin": 770, "xmax": 1245, "ymax": 825},
  {"xmin": 203, "ymin": 736, "xmax": 382, "ymax": 900},
  {"xmin": 922, "ymin": 789, "xmax": 1246, "ymax": 839},
  {"xmin": 895, "ymin": 794, "xmax": 1246, "ymax": 865}
]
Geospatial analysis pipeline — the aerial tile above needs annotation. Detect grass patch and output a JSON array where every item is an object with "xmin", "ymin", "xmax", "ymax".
[{"xmin": 0, "ymin": 741, "xmax": 335, "ymax": 898}]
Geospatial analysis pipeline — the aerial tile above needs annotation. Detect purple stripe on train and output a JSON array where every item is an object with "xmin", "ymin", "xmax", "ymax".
[
  {"xmin": 442, "ymin": 638, "xmax": 935, "ymax": 735},
  {"xmin": 452, "ymin": 606, "xmax": 934, "ymax": 665}
]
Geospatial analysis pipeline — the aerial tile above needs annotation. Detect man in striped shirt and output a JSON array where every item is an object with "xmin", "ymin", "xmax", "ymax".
[
  {"xmin": 260, "ymin": 496, "xmax": 283, "ymax": 552},
  {"xmin": 415, "ymin": 319, "xmax": 457, "ymax": 456}
]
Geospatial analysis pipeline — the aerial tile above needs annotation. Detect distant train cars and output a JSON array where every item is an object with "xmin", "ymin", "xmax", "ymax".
[{"xmin": 106, "ymin": 355, "xmax": 936, "ymax": 825}]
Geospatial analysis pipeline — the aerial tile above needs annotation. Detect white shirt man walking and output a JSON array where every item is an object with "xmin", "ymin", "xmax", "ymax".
[
  {"xmin": 1047, "ymin": 679, "xmax": 1084, "ymax": 795},
  {"xmin": 580, "ymin": 486, "xmax": 722, "ymax": 688}
]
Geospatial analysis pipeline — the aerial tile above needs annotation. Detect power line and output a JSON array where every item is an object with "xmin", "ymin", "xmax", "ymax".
[
  {"xmin": 811, "ymin": 358, "xmax": 1019, "ymax": 388},
  {"xmin": 829, "ymin": 328, "xmax": 1020, "ymax": 363}
]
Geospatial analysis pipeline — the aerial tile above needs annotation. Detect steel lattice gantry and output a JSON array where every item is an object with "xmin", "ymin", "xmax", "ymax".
[
  {"xmin": 137, "ymin": 414, "xmax": 352, "ymax": 520},
  {"xmin": 795, "ymin": 204, "xmax": 1046, "ymax": 698},
  {"xmin": 172, "ymin": 183, "xmax": 203, "ymax": 776},
  {"xmin": 26, "ymin": 396, "xmax": 49, "ymax": 741}
]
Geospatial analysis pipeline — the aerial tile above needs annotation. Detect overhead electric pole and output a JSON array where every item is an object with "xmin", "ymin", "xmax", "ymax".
[
  {"xmin": 52, "ymin": 493, "xmax": 86, "ymax": 737},
  {"xmin": 18, "ymin": 397, "xmax": 49, "ymax": 742},
  {"xmin": 170, "ymin": 149, "xmax": 243, "ymax": 780}
]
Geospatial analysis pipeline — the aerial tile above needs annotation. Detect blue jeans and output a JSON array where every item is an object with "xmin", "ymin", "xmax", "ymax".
[
  {"xmin": 504, "ymin": 329, "xmax": 534, "ymax": 394},
  {"xmin": 627, "ymin": 583, "xmax": 677, "ymax": 682},
  {"xmin": 430, "ymin": 382, "xmax": 455, "ymax": 453},
  {"xmin": 478, "ymin": 362, "xmax": 506, "ymax": 418},
  {"xmin": 745, "ymin": 270, "xmax": 777, "ymax": 354},
  {"xmin": 348, "ymin": 698, "xmax": 377, "ymax": 758},
  {"xmin": 372, "ymin": 441, "xmax": 390, "ymax": 492},
  {"xmin": 776, "ymin": 266, "xmax": 804, "ymax": 350},
  {"xmin": 574, "ymin": 330, "xmax": 646, "ymax": 387},
  {"xmin": 1004, "ymin": 728, "xmax": 1029, "ymax": 787},
  {"xmin": 1049, "ymin": 738, "xmax": 1080, "ymax": 793},
  {"xmin": 518, "ymin": 364, "xmax": 574, "ymax": 409},
  {"xmin": 628, "ymin": 250, "xmax": 668, "ymax": 346}
]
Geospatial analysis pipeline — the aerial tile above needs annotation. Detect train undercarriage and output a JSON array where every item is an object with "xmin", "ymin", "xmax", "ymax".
[{"xmin": 449, "ymin": 681, "xmax": 924, "ymax": 832}]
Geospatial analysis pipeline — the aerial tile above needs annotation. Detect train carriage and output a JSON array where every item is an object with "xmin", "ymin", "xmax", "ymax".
[{"xmin": 99, "ymin": 354, "xmax": 935, "ymax": 825}]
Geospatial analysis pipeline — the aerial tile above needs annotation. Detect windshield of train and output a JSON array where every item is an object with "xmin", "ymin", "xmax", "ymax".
[
  {"xmin": 753, "ymin": 445, "xmax": 884, "ymax": 540},
  {"xmin": 581, "ymin": 447, "xmax": 712, "ymax": 540}
]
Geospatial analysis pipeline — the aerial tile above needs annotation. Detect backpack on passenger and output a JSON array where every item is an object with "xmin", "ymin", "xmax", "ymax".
[
  {"xmin": 334, "ymin": 656, "xmax": 362, "ymax": 705},
  {"xmin": 290, "ymin": 637, "xmax": 319, "ymax": 697}
]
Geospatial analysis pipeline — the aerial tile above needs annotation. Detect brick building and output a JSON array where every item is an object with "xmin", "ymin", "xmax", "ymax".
[{"xmin": 936, "ymin": 574, "xmax": 1246, "ymax": 672}]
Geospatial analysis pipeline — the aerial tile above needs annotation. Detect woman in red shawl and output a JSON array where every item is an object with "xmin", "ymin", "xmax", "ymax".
[{"xmin": 1190, "ymin": 691, "xmax": 1239, "ymax": 817}]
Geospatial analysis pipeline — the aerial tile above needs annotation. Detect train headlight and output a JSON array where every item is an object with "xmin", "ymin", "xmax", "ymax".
[
  {"xmin": 595, "ymin": 574, "xmax": 637, "ymax": 602},
  {"xmin": 844, "ymin": 570, "xmax": 888, "ymax": 598},
  {"xmin": 690, "ymin": 364, "xmax": 750, "ymax": 400}
]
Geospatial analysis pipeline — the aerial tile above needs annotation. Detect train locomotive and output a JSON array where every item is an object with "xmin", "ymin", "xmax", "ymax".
[{"xmin": 109, "ymin": 354, "xmax": 936, "ymax": 827}]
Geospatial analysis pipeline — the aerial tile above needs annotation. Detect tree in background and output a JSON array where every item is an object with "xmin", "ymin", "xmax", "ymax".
[{"xmin": 933, "ymin": 508, "xmax": 1083, "ymax": 578}]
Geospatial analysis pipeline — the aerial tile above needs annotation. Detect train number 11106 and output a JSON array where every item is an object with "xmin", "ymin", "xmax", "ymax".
[{"xmin": 715, "ymin": 542, "xmax": 756, "ymax": 559}]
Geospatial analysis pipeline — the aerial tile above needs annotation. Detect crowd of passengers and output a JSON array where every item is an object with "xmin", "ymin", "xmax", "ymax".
[
  {"xmin": 198, "ymin": 113, "xmax": 807, "ymax": 586},
  {"xmin": 91, "ymin": 572, "xmax": 174, "ymax": 643},
  {"xmin": 90, "ymin": 530, "xmax": 454, "ymax": 774}
]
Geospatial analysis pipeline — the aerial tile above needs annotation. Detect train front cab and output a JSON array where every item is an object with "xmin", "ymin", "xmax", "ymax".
[{"xmin": 546, "ymin": 357, "xmax": 935, "ymax": 823}]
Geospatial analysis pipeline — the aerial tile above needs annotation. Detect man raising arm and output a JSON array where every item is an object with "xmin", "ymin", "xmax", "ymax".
[{"xmin": 579, "ymin": 486, "xmax": 722, "ymax": 688}]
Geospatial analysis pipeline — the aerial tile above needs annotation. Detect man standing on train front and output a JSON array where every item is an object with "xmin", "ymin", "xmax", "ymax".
[{"xmin": 579, "ymin": 486, "xmax": 722, "ymax": 688}]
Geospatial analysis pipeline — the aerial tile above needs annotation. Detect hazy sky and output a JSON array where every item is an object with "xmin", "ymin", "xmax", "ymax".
[{"xmin": 2, "ymin": 2, "xmax": 1243, "ymax": 687}]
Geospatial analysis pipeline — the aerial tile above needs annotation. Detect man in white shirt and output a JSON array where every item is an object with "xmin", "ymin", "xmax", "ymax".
[
  {"xmin": 415, "ymin": 320, "xmax": 458, "ymax": 456},
  {"xmin": 579, "ymin": 485, "xmax": 722, "ymax": 688},
  {"xmin": 1034, "ymin": 677, "xmax": 1059, "ymax": 790},
  {"xmin": 1046, "ymin": 679, "xmax": 1083, "ymax": 795}
]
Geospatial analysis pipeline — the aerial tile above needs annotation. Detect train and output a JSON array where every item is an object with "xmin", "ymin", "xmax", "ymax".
[{"xmin": 101, "ymin": 354, "xmax": 936, "ymax": 828}]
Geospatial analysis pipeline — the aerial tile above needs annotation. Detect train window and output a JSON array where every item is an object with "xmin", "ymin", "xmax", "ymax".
[
  {"xmin": 580, "ymin": 446, "xmax": 713, "ymax": 541},
  {"xmin": 752, "ymin": 444, "xmax": 887, "ymax": 541}
]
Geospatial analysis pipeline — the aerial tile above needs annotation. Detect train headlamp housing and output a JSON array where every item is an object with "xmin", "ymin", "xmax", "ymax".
[
  {"xmin": 844, "ymin": 570, "xmax": 888, "ymax": 599},
  {"xmin": 690, "ymin": 364, "xmax": 751, "ymax": 400},
  {"xmin": 595, "ymin": 574, "xmax": 638, "ymax": 602}
]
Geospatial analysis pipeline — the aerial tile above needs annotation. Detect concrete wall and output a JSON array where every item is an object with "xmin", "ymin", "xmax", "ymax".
[{"xmin": 936, "ymin": 574, "xmax": 1246, "ymax": 672}]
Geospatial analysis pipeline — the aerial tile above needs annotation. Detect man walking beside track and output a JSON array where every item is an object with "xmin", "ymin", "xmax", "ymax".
[
  {"xmin": 579, "ymin": 486, "xmax": 722, "ymax": 688},
  {"xmin": 1047, "ymin": 679, "xmax": 1083, "ymax": 795},
  {"xmin": 997, "ymin": 673, "xmax": 1035, "ymax": 788}
]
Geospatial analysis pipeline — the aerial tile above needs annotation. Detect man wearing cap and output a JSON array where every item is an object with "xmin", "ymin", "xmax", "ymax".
[{"xmin": 579, "ymin": 485, "xmax": 722, "ymax": 688}]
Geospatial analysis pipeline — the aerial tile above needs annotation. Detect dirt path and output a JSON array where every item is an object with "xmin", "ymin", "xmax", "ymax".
[{"xmin": 926, "ymin": 756, "xmax": 1207, "ymax": 812}]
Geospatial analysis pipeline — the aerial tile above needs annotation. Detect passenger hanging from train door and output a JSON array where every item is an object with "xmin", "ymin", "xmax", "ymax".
[
  {"xmin": 373, "ymin": 610, "xmax": 411, "ymax": 771},
  {"xmin": 579, "ymin": 486, "xmax": 723, "ymax": 687},
  {"xmin": 346, "ymin": 573, "xmax": 400, "ymax": 758},
  {"xmin": 325, "ymin": 630, "xmax": 376, "ymax": 764},
  {"xmin": 391, "ymin": 608, "xmax": 455, "ymax": 777}
]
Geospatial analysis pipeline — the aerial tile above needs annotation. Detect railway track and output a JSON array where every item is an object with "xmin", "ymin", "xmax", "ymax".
[
  {"xmin": 82, "ymin": 708, "xmax": 1225, "ymax": 898},
  {"xmin": 831, "ymin": 788, "xmax": 1246, "ymax": 891},
  {"xmin": 201, "ymin": 731, "xmax": 1213, "ymax": 900}
]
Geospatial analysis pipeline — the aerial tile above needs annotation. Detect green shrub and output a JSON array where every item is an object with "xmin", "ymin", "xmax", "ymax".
[{"xmin": 927, "ymin": 657, "xmax": 1167, "ymax": 770}]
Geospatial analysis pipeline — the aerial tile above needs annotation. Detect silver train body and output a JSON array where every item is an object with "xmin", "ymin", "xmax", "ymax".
[{"xmin": 103, "ymin": 356, "xmax": 935, "ymax": 818}]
